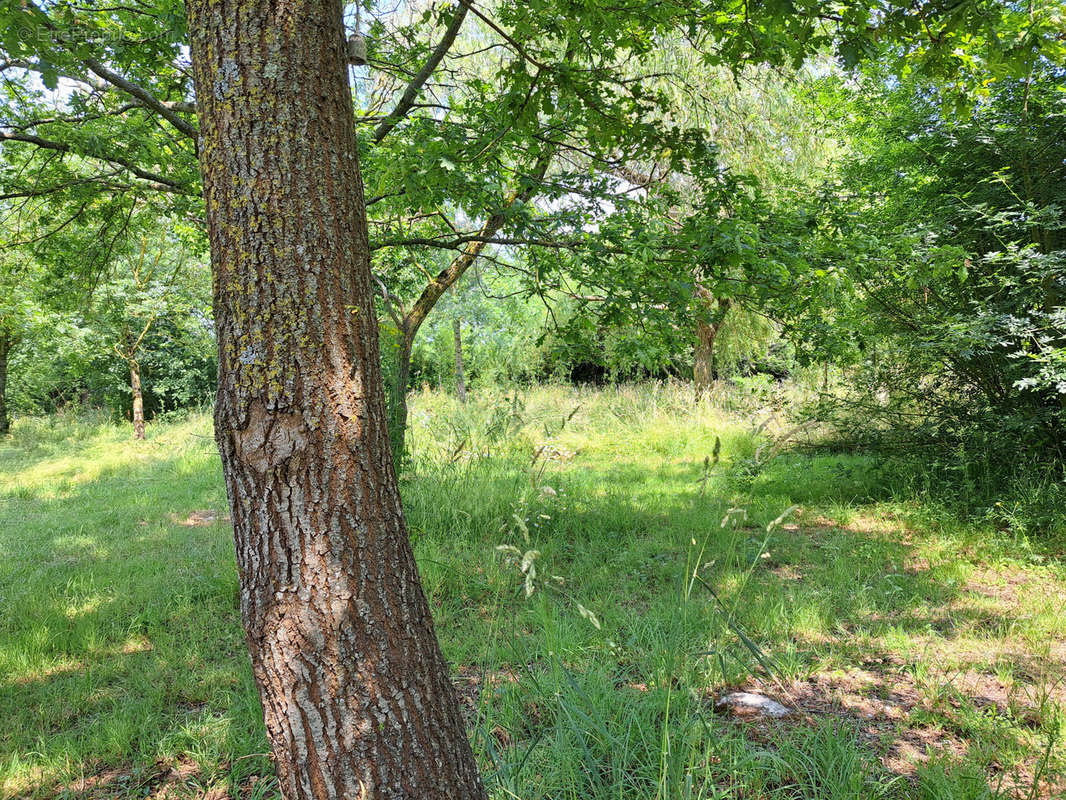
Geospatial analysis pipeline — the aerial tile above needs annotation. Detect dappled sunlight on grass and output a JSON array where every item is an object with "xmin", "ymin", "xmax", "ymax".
[{"xmin": 2, "ymin": 386, "xmax": 1064, "ymax": 798}]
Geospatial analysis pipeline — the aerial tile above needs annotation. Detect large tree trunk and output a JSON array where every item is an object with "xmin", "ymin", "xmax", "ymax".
[
  {"xmin": 453, "ymin": 317, "xmax": 467, "ymax": 404},
  {"xmin": 130, "ymin": 361, "xmax": 145, "ymax": 440},
  {"xmin": 185, "ymin": 3, "xmax": 486, "ymax": 799},
  {"xmin": 694, "ymin": 291, "xmax": 730, "ymax": 395},
  {"xmin": 0, "ymin": 332, "xmax": 10, "ymax": 436}
]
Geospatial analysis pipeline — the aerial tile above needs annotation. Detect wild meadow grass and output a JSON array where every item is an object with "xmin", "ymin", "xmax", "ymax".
[{"xmin": 1, "ymin": 383, "xmax": 1063, "ymax": 799}]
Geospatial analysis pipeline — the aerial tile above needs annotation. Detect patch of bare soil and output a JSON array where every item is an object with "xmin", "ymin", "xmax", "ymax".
[
  {"xmin": 169, "ymin": 510, "xmax": 229, "ymax": 527},
  {"xmin": 963, "ymin": 566, "xmax": 1043, "ymax": 607},
  {"xmin": 744, "ymin": 516, "xmax": 1066, "ymax": 797},
  {"xmin": 733, "ymin": 659, "xmax": 1063, "ymax": 797},
  {"xmin": 770, "ymin": 564, "xmax": 804, "ymax": 581},
  {"xmin": 759, "ymin": 667, "xmax": 961, "ymax": 766},
  {"xmin": 55, "ymin": 757, "xmax": 267, "ymax": 800}
]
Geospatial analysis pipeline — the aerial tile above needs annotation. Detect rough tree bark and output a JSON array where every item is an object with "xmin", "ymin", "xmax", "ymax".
[
  {"xmin": 185, "ymin": 2, "xmax": 486, "ymax": 799},
  {"xmin": 129, "ymin": 361, "xmax": 145, "ymax": 440},
  {"xmin": 453, "ymin": 317, "xmax": 467, "ymax": 404},
  {"xmin": 0, "ymin": 332, "xmax": 10, "ymax": 435},
  {"xmin": 694, "ymin": 288, "xmax": 730, "ymax": 395}
]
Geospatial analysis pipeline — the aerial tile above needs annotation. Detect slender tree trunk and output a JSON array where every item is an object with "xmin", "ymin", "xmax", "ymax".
[
  {"xmin": 453, "ymin": 317, "xmax": 467, "ymax": 404},
  {"xmin": 693, "ymin": 320, "xmax": 719, "ymax": 394},
  {"xmin": 388, "ymin": 328, "xmax": 415, "ymax": 468},
  {"xmin": 694, "ymin": 291, "xmax": 730, "ymax": 396},
  {"xmin": 0, "ymin": 332, "xmax": 10, "ymax": 436},
  {"xmin": 185, "ymin": 3, "xmax": 486, "ymax": 799},
  {"xmin": 385, "ymin": 151, "xmax": 555, "ymax": 460},
  {"xmin": 130, "ymin": 361, "xmax": 145, "ymax": 440}
]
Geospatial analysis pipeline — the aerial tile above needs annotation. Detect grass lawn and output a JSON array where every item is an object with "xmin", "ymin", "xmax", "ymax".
[{"xmin": 1, "ymin": 384, "xmax": 1063, "ymax": 799}]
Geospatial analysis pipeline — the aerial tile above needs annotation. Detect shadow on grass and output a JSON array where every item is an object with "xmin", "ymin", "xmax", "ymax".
[
  {"xmin": 1, "ymin": 435, "xmax": 1061, "ymax": 798},
  {"xmin": 0, "ymin": 445, "xmax": 271, "ymax": 800}
]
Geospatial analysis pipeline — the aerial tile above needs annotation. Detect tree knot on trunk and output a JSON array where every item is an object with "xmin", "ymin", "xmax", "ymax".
[{"xmin": 234, "ymin": 400, "xmax": 308, "ymax": 474}]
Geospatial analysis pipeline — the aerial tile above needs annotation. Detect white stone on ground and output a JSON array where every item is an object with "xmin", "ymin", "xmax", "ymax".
[{"xmin": 715, "ymin": 691, "xmax": 791, "ymax": 719}]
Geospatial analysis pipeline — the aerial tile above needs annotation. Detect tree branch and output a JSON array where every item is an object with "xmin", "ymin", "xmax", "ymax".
[
  {"xmin": 456, "ymin": 0, "xmax": 548, "ymax": 72},
  {"xmin": 81, "ymin": 57, "xmax": 199, "ymax": 142},
  {"xmin": 19, "ymin": 0, "xmax": 198, "ymax": 141},
  {"xmin": 397, "ymin": 149, "xmax": 555, "ymax": 346},
  {"xmin": 372, "ymin": 2, "xmax": 469, "ymax": 144},
  {"xmin": 0, "ymin": 131, "xmax": 192, "ymax": 193}
]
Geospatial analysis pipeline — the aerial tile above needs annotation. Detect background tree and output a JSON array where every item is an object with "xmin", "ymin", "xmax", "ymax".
[
  {"xmin": 452, "ymin": 316, "xmax": 467, "ymax": 403},
  {"xmin": 0, "ymin": 207, "xmax": 88, "ymax": 433},
  {"xmin": 0, "ymin": 240, "xmax": 41, "ymax": 434},
  {"xmin": 89, "ymin": 221, "xmax": 210, "ymax": 438}
]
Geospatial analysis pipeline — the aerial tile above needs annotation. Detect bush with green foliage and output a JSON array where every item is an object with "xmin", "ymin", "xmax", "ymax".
[{"xmin": 787, "ymin": 70, "xmax": 1066, "ymax": 512}]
